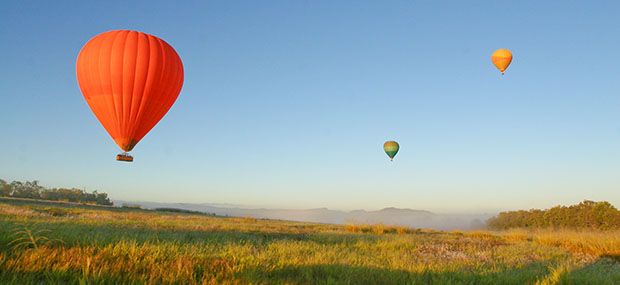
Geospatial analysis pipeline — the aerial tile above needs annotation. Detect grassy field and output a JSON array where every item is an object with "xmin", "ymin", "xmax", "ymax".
[{"xmin": 0, "ymin": 198, "xmax": 619, "ymax": 284}]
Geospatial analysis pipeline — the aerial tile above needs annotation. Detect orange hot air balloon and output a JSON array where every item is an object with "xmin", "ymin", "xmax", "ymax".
[
  {"xmin": 76, "ymin": 30, "xmax": 184, "ymax": 162},
  {"xmin": 491, "ymin": 49, "xmax": 513, "ymax": 75}
]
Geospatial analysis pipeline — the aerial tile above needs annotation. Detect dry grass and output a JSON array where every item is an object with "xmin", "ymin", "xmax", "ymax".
[
  {"xmin": 1, "ymin": 199, "xmax": 619, "ymax": 284},
  {"xmin": 496, "ymin": 229, "xmax": 620, "ymax": 256},
  {"xmin": 344, "ymin": 223, "xmax": 417, "ymax": 235}
]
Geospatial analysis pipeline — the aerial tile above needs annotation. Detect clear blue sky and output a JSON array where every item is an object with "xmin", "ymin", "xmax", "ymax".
[{"xmin": 1, "ymin": 1, "xmax": 619, "ymax": 212}]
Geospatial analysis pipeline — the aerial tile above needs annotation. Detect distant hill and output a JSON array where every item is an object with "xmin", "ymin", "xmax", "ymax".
[{"xmin": 114, "ymin": 200, "xmax": 493, "ymax": 230}]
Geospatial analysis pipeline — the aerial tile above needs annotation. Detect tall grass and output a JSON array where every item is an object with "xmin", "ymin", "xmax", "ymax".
[
  {"xmin": 344, "ymin": 223, "xmax": 415, "ymax": 235},
  {"xmin": 496, "ymin": 229, "xmax": 620, "ymax": 256},
  {"xmin": 1, "ymin": 200, "xmax": 619, "ymax": 284}
]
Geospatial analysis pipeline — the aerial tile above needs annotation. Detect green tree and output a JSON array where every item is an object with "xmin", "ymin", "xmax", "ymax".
[
  {"xmin": 0, "ymin": 179, "xmax": 10, "ymax": 196},
  {"xmin": 10, "ymin": 180, "xmax": 43, "ymax": 199},
  {"xmin": 1, "ymin": 178, "xmax": 114, "ymax": 206},
  {"xmin": 487, "ymin": 200, "xmax": 620, "ymax": 230}
]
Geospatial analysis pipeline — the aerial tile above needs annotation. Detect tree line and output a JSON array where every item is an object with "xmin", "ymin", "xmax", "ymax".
[
  {"xmin": 0, "ymin": 179, "xmax": 112, "ymax": 206},
  {"xmin": 487, "ymin": 200, "xmax": 620, "ymax": 230}
]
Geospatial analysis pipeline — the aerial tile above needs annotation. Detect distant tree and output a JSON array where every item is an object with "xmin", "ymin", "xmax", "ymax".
[
  {"xmin": 10, "ymin": 180, "xmax": 43, "ymax": 199},
  {"xmin": 94, "ymin": 192, "xmax": 113, "ymax": 206},
  {"xmin": 0, "ymin": 179, "xmax": 10, "ymax": 196},
  {"xmin": 0, "ymin": 178, "xmax": 113, "ymax": 206},
  {"xmin": 487, "ymin": 200, "xmax": 620, "ymax": 230}
]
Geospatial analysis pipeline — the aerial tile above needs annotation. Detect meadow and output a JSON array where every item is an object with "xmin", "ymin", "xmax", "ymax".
[{"xmin": 0, "ymin": 198, "xmax": 618, "ymax": 284}]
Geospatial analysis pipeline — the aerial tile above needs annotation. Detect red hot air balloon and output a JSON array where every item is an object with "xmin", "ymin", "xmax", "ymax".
[{"xmin": 76, "ymin": 30, "xmax": 184, "ymax": 162}]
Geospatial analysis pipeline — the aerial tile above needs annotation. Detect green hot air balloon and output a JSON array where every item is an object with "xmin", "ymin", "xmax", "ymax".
[{"xmin": 384, "ymin": 141, "xmax": 400, "ymax": 161}]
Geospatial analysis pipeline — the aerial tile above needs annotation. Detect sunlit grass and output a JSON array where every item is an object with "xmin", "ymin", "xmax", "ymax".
[
  {"xmin": 495, "ymin": 229, "xmax": 620, "ymax": 256},
  {"xmin": 1, "ymin": 199, "xmax": 619, "ymax": 284},
  {"xmin": 344, "ymin": 223, "xmax": 415, "ymax": 235}
]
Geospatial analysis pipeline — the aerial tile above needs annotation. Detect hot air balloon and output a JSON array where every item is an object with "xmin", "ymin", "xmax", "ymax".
[
  {"xmin": 383, "ymin": 141, "xmax": 399, "ymax": 161},
  {"xmin": 491, "ymin": 49, "xmax": 512, "ymax": 75},
  {"xmin": 76, "ymin": 30, "xmax": 184, "ymax": 162}
]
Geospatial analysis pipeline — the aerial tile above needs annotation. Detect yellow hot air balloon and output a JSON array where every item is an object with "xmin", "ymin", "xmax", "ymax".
[{"xmin": 491, "ymin": 49, "xmax": 513, "ymax": 75}]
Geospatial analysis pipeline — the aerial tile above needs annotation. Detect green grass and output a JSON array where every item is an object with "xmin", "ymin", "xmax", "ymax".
[{"xmin": 1, "ymin": 198, "xmax": 619, "ymax": 284}]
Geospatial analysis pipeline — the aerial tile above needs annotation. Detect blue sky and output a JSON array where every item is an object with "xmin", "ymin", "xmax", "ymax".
[{"xmin": 1, "ymin": 1, "xmax": 619, "ymax": 212}]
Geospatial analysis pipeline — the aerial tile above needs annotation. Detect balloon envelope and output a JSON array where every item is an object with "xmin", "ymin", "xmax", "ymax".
[
  {"xmin": 76, "ymin": 30, "xmax": 184, "ymax": 152},
  {"xmin": 491, "ymin": 49, "xmax": 513, "ymax": 74},
  {"xmin": 383, "ymin": 141, "xmax": 400, "ymax": 161}
]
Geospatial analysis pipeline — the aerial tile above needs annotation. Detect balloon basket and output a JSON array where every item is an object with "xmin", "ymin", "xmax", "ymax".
[{"xmin": 116, "ymin": 153, "xmax": 134, "ymax": 162}]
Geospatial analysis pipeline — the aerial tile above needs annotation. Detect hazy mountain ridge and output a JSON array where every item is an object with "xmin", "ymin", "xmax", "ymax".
[{"xmin": 115, "ymin": 200, "xmax": 494, "ymax": 230}]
